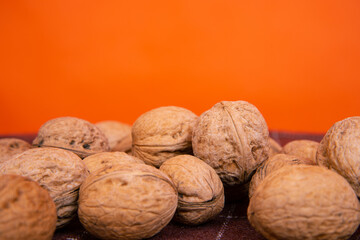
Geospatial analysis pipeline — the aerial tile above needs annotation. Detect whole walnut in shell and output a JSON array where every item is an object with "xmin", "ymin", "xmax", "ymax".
[
  {"xmin": 33, "ymin": 117, "xmax": 110, "ymax": 158},
  {"xmin": 248, "ymin": 165, "xmax": 360, "ymax": 240},
  {"xmin": 132, "ymin": 106, "xmax": 198, "ymax": 167},
  {"xmin": 268, "ymin": 137, "xmax": 282, "ymax": 157},
  {"xmin": 0, "ymin": 138, "xmax": 31, "ymax": 164},
  {"xmin": 83, "ymin": 151, "xmax": 144, "ymax": 173},
  {"xmin": 192, "ymin": 101, "xmax": 269, "ymax": 186},
  {"xmin": 95, "ymin": 120, "xmax": 132, "ymax": 152},
  {"xmin": 316, "ymin": 116, "xmax": 360, "ymax": 197},
  {"xmin": 0, "ymin": 174, "xmax": 57, "ymax": 240},
  {"xmin": 78, "ymin": 163, "xmax": 178, "ymax": 240},
  {"xmin": 248, "ymin": 153, "xmax": 314, "ymax": 198},
  {"xmin": 0, "ymin": 147, "xmax": 89, "ymax": 228},
  {"xmin": 283, "ymin": 139, "xmax": 319, "ymax": 164},
  {"xmin": 160, "ymin": 155, "xmax": 224, "ymax": 225}
]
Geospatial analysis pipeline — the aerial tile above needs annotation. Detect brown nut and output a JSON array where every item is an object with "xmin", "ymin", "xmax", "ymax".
[
  {"xmin": 0, "ymin": 138, "xmax": 31, "ymax": 164},
  {"xmin": 95, "ymin": 120, "xmax": 132, "ymax": 152},
  {"xmin": 248, "ymin": 153, "xmax": 315, "ymax": 198},
  {"xmin": 160, "ymin": 155, "xmax": 224, "ymax": 225},
  {"xmin": 132, "ymin": 106, "xmax": 198, "ymax": 167},
  {"xmin": 0, "ymin": 174, "xmax": 57, "ymax": 240},
  {"xmin": 268, "ymin": 138, "xmax": 282, "ymax": 157},
  {"xmin": 83, "ymin": 151, "xmax": 144, "ymax": 173},
  {"xmin": 248, "ymin": 165, "xmax": 360, "ymax": 240},
  {"xmin": 0, "ymin": 147, "xmax": 89, "ymax": 228},
  {"xmin": 78, "ymin": 163, "xmax": 178, "ymax": 240},
  {"xmin": 192, "ymin": 100, "xmax": 270, "ymax": 186},
  {"xmin": 283, "ymin": 140, "xmax": 319, "ymax": 164},
  {"xmin": 316, "ymin": 116, "xmax": 360, "ymax": 197},
  {"xmin": 33, "ymin": 117, "xmax": 110, "ymax": 158}
]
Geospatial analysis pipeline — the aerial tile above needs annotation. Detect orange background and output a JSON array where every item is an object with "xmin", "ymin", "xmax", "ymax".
[{"xmin": 1, "ymin": 1, "xmax": 360, "ymax": 134}]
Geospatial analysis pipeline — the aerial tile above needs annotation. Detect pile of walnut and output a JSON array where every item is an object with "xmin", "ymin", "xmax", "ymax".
[{"xmin": 0, "ymin": 101, "xmax": 360, "ymax": 240}]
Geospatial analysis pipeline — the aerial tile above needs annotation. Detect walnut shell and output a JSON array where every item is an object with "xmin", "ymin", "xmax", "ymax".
[
  {"xmin": 78, "ymin": 163, "xmax": 178, "ymax": 240},
  {"xmin": 132, "ymin": 106, "xmax": 198, "ymax": 167},
  {"xmin": 0, "ymin": 147, "xmax": 89, "ymax": 228},
  {"xmin": 316, "ymin": 116, "xmax": 360, "ymax": 197},
  {"xmin": 248, "ymin": 165, "xmax": 360, "ymax": 240},
  {"xmin": 248, "ymin": 153, "xmax": 315, "ymax": 198},
  {"xmin": 192, "ymin": 101, "xmax": 270, "ymax": 186},
  {"xmin": 160, "ymin": 155, "xmax": 224, "ymax": 225},
  {"xmin": 95, "ymin": 120, "xmax": 132, "ymax": 152},
  {"xmin": 0, "ymin": 138, "xmax": 31, "ymax": 164},
  {"xmin": 83, "ymin": 151, "xmax": 144, "ymax": 173},
  {"xmin": 268, "ymin": 138, "xmax": 282, "ymax": 157},
  {"xmin": 283, "ymin": 140, "xmax": 319, "ymax": 164},
  {"xmin": 33, "ymin": 117, "xmax": 110, "ymax": 158},
  {"xmin": 0, "ymin": 174, "xmax": 57, "ymax": 240}
]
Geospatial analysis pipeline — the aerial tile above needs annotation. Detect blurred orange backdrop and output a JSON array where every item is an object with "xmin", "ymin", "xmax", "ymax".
[{"xmin": 1, "ymin": 0, "xmax": 360, "ymax": 134}]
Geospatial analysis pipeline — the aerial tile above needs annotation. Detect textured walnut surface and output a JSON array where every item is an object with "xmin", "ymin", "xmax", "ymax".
[
  {"xmin": 248, "ymin": 165, "xmax": 360, "ymax": 240},
  {"xmin": 132, "ymin": 106, "xmax": 197, "ymax": 167},
  {"xmin": 0, "ymin": 147, "xmax": 89, "ymax": 228},
  {"xmin": 7, "ymin": 131, "xmax": 360, "ymax": 240},
  {"xmin": 248, "ymin": 153, "xmax": 315, "ymax": 198},
  {"xmin": 160, "ymin": 155, "xmax": 224, "ymax": 225},
  {"xmin": 268, "ymin": 138, "xmax": 282, "ymax": 157},
  {"xmin": 78, "ymin": 163, "xmax": 178, "ymax": 240},
  {"xmin": 192, "ymin": 101, "xmax": 269, "ymax": 186},
  {"xmin": 83, "ymin": 151, "xmax": 144, "ymax": 173},
  {"xmin": 33, "ymin": 117, "xmax": 110, "ymax": 158},
  {"xmin": 0, "ymin": 174, "xmax": 57, "ymax": 240},
  {"xmin": 0, "ymin": 138, "xmax": 31, "ymax": 164},
  {"xmin": 316, "ymin": 116, "xmax": 360, "ymax": 197},
  {"xmin": 95, "ymin": 120, "xmax": 132, "ymax": 152},
  {"xmin": 283, "ymin": 139, "xmax": 319, "ymax": 164}
]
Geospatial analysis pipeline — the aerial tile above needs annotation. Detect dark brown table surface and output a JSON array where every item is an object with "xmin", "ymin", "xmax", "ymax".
[{"xmin": 2, "ymin": 131, "xmax": 360, "ymax": 240}]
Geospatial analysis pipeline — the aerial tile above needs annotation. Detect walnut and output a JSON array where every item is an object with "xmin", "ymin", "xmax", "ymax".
[
  {"xmin": 268, "ymin": 137, "xmax": 282, "ymax": 157},
  {"xmin": 160, "ymin": 155, "xmax": 224, "ymax": 225},
  {"xmin": 248, "ymin": 153, "xmax": 314, "ymax": 198},
  {"xmin": 95, "ymin": 120, "xmax": 132, "ymax": 152},
  {"xmin": 316, "ymin": 116, "xmax": 360, "ymax": 197},
  {"xmin": 78, "ymin": 163, "xmax": 178, "ymax": 240},
  {"xmin": 132, "ymin": 106, "xmax": 198, "ymax": 167},
  {"xmin": 192, "ymin": 101, "xmax": 269, "ymax": 186},
  {"xmin": 283, "ymin": 139, "xmax": 319, "ymax": 164},
  {"xmin": 33, "ymin": 117, "xmax": 110, "ymax": 158},
  {"xmin": 0, "ymin": 138, "xmax": 31, "ymax": 164},
  {"xmin": 248, "ymin": 165, "xmax": 360, "ymax": 240},
  {"xmin": 83, "ymin": 151, "xmax": 144, "ymax": 173},
  {"xmin": 0, "ymin": 147, "xmax": 89, "ymax": 228},
  {"xmin": 0, "ymin": 174, "xmax": 57, "ymax": 240}
]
